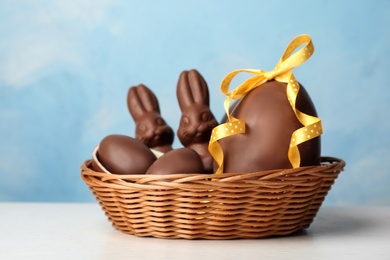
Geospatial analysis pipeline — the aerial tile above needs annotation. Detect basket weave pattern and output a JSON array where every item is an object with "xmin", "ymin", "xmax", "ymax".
[{"xmin": 81, "ymin": 157, "xmax": 345, "ymax": 239}]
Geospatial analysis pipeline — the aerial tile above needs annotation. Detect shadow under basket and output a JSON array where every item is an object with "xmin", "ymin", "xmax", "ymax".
[{"xmin": 80, "ymin": 157, "xmax": 345, "ymax": 240}]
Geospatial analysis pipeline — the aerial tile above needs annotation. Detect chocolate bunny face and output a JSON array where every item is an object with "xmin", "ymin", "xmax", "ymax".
[
  {"xmin": 178, "ymin": 104, "xmax": 217, "ymax": 146},
  {"xmin": 176, "ymin": 70, "xmax": 218, "ymax": 147},
  {"xmin": 128, "ymin": 84, "xmax": 174, "ymax": 153}
]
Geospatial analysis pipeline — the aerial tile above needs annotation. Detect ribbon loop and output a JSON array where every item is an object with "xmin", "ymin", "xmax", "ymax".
[{"xmin": 209, "ymin": 34, "xmax": 322, "ymax": 174}]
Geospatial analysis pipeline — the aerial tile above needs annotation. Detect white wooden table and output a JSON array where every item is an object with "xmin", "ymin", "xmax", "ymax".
[{"xmin": 0, "ymin": 203, "xmax": 389, "ymax": 260}]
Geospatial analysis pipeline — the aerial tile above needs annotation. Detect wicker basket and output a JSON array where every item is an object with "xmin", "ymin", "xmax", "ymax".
[{"xmin": 81, "ymin": 157, "xmax": 345, "ymax": 239}]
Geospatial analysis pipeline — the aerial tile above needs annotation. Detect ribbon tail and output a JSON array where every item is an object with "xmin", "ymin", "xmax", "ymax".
[
  {"xmin": 209, "ymin": 118, "xmax": 246, "ymax": 174},
  {"xmin": 208, "ymin": 138, "xmax": 224, "ymax": 174},
  {"xmin": 288, "ymin": 146, "xmax": 300, "ymax": 169}
]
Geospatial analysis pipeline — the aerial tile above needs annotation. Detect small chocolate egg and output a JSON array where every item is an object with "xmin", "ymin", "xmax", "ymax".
[
  {"xmin": 146, "ymin": 147, "xmax": 204, "ymax": 175},
  {"xmin": 97, "ymin": 134, "xmax": 157, "ymax": 174},
  {"xmin": 91, "ymin": 160, "xmax": 104, "ymax": 172}
]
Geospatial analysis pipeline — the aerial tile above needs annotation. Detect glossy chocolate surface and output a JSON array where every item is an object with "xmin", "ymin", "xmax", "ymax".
[
  {"xmin": 218, "ymin": 80, "xmax": 321, "ymax": 173},
  {"xmin": 146, "ymin": 147, "xmax": 204, "ymax": 175},
  {"xmin": 97, "ymin": 134, "xmax": 157, "ymax": 174}
]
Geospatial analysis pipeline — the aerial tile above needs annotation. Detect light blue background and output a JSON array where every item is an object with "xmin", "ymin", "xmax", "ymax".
[{"xmin": 1, "ymin": 0, "xmax": 389, "ymax": 205}]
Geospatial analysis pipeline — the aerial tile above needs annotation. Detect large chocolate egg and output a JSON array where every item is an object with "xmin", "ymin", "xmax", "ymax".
[
  {"xmin": 146, "ymin": 148, "xmax": 204, "ymax": 175},
  {"xmin": 97, "ymin": 134, "xmax": 157, "ymax": 174},
  {"xmin": 218, "ymin": 80, "xmax": 320, "ymax": 173}
]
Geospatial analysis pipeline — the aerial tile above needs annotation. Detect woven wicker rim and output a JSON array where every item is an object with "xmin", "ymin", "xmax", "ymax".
[{"xmin": 81, "ymin": 156, "xmax": 345, "ymax": 187}]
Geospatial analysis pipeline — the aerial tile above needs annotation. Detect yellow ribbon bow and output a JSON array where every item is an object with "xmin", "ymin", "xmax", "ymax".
[{"xmin": 208, "ymin": 34, "xmax": 323, "ymax": 174}]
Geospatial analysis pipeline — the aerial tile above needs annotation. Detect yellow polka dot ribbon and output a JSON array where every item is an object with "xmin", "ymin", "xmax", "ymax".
[{"xmin": 208, "ymin": 34, "xmax": 323, "ymax": 174}]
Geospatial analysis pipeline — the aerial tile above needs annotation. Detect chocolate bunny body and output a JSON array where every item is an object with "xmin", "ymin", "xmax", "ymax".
[
  {"xmin": 127, "ymin": 84, "xmax": 174, "ymax": 154},
  {"xmin": 218, "ymin": 80, "xmax": 321, "ymax": 173},
  {"xmin": 145, "ymin": 69, "xmax": 218, "ymax": 174},
  {"xmin": 176, "ymin": 69, "xmax": 218, "ymax": 173}
]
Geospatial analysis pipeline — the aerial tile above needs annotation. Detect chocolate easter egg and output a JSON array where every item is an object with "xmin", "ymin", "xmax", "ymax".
[
  {"xmin": 146, "ymin": 148, "xmax": 204, "ymax": 175},
  {"xmin": 97, "ymin": 134, "xmax": 157, "ymax": 174},
  {"xmin": 218, "ymin": 80, "xmax": 320, "ymax": 173}
]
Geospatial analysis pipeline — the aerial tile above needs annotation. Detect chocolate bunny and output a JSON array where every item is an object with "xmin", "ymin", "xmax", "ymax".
[
  {"xmin": 127, "ymin": 84, "xmax": 174, "ymax": 154},
  {"xmin": 176, "ymin": 69, "xmax": 218, "ymax": 173},
  {"xmin": 145, "ymin": 69, "xmax": 218, "ymax": 174},
  {"xmin": 93, "ymin": 70, "xmax": 217, "ymax": 175},
  {"xmin": 218, "ymin": 80, "xmax": 321, "ymax": 173}
]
